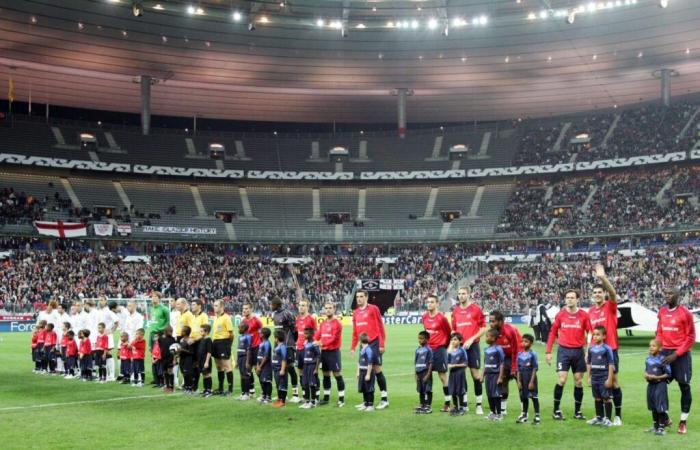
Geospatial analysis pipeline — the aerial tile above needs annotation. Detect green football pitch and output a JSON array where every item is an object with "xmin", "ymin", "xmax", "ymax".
[{"xmin": 0, "ymin": 326, "xmax": 697, "ymax": 450}]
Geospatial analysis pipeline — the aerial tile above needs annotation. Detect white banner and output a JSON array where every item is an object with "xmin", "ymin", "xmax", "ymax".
[
  {"xmin": 117, "ymin": 224, "xmax": 132, "ymax": 235},
  {"xmin": 142, "ymin": 225, "xmax": 217, "ymax": 235},
  {"xmin": 93, "ymin": 223, "xmax": 113, "ymax": 236},
  {"xmin": 34, "ymin": 221, "xmax": 87, "ymax": 238}
]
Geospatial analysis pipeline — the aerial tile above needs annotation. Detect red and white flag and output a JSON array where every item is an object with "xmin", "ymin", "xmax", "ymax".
[{"xmin": 34, "ymin": 221, "xmax": 88, "ymax": 238}]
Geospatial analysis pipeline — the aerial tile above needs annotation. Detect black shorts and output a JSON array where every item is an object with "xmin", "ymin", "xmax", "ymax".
[
  {"xmin": 286, "ymin": 347, "xmax": 296, "ymax": 365},
  {"xmin": 485, "ymin": 372, "xmax": 501, "ymax": 398},
  {"xmin": 369, "ymin": 339, "xmax": 383, "ymax": 366},
  {"xmin": 466, "ymin": 343, "xmax": 481, "ymax": 369},
  {"xmin": 519, "ymin": 370, "xmax": 538, "ymax": 398},
  {"xmin": 503, "ymin": 356, "xmax": 516, "ymax": 380},
  {"xmin": 612, "ymin": 349, "xmax": 620, "ymax": 374},
  {"xmin": 556, "ymin": 346, "xmax": 586, "ymax": 374},
  {"xmin": 212, "ymin": 340, "xmax": 232, "ymax": 360},
  {"xmin": 431, "ymin": 347, "xmax": 447, "ymax": 373},
  {"xmin": 321, "ymin": 349, "xmax": 342, "ymax": 373},
  {"xmin": 647, "ymin": 382, "xmax": 669, "ymax": 413},
  {"xmin": 416, "ymin": 369, "xmax": 432, "ymax": 394},
  {"xmin": 591, "ymin": 381, "xmax": 611, "ymax": 400},
  {"xmin": 661, "ymin": 349, "xmax": 692, "ymax": 384}
]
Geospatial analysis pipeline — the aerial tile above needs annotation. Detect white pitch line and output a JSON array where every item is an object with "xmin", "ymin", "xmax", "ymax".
[{"xmin": 0, "ymin": 394, "xmax": 168, "ymax": 412}]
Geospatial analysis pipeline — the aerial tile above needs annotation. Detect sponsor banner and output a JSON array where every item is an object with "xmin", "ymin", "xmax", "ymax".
[
  {"xmin": 117, "ymin": 224, "xmax": 132, "ymax": 235},
  {"xmin": 93, "ymin": 223, "xmax": 113, "ymax": 236},
  {"xmin": 0, "ymin": 321, "xmax": 35, "ymax": 332},
  {"xmin": 142, "ymin": 225, "xmax": 217, "ymax": 235},
  {"xmin": 262, "ymin": 315, "xmax": 353, "ymax": 327},
  {"xmin": 383, "ymin": 315, "xmax": 423, "ymax": 325},
  {"xmin": 34, "ymin": 221, "xmax": 87, "ymax": 238},
  {"xmin": 0, "ymin": 314, "xmax": 33, "ymax": 321}
]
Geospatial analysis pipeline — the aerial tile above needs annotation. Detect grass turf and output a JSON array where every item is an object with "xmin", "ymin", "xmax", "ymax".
[{"xmin": 0, "ymin": 326, "xmax": 697, "ymax": 450}]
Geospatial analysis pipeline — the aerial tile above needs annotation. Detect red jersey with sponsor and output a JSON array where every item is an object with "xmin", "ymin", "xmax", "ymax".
[
  {"xmin": 79, "ymin": 339, "xmax": 92, "ymax": 356},
  {"xmin": 243, "ymin": 315, "xmax": 263, "ymax": 348},
  {"xmin": 60, "ymin": 334, "xmax": 70, "ymax": 348},
  {"xmin": 31, "ymin": 332, "xmax": 39, "ymax": 349},
  {"xmin": 151, "ymin": 340, "xmax": 161, "ymax": 361},
  {"xmin": 44, "ymin": 330, "xmax": 57, "ymax": 347},
  {"xmin": 351, "ymin": 304, "xmax": 386, "ymax": 350},
  {"xmin": 314, "ymin": 318, "xmax": 342, "ymax": 351},
  {"xmin": 119, "ymin": 342, "xmax": 132, "ymax": 360},
  {"xmin": 656, "ymin": 305, "xmax": 696, "ymax": 356},
  {"xmin": 422, "ymin": 311, "xmax": 452, "ymax": 350},
  {"xmin": 496, "ymin": 323, "xmax": 522, "ymax": 373},
  {"xmin": 296, "ymin": 314, "xmax": 317, "ymax": 350},
  {"xmin": 95, "ymin": 334, "xmax": 109, "ymax": 351},
  {"xmin": 588, "ymin": 301, "xmax": 619, "ymax": 350},
  {"xmin": 66, "ymin": 340, "xmax": 78, "ymax": 357},
  {"xmin": 546, "ymin": 308, "xmax": 592, "ymax": 353},
  {"xmin": 451, "ymin": 303, "xmax": 486, "ymax": 343},
  {"xmin": 130, "ymin": 338, "xmax": 146, "ymax": 360},
  {"xmin": 37, "ymin": 329, "xmax": 46, "ymax": 345}
]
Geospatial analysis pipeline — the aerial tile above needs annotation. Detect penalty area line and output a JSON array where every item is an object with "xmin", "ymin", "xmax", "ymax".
[{"xmin": 0, "ymin": 394, "xmax": 169, "ymax": 412}]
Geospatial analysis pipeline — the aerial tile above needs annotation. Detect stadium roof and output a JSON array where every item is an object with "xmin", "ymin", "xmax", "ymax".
[{"xmin": 1, "ymin": 0, "xmax": 700, "ymax": 123}]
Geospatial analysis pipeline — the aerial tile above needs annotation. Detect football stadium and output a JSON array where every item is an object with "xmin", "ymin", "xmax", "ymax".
[{"xmin": 0, "ymin": 1, "xmax": 699, "ymax": 449}]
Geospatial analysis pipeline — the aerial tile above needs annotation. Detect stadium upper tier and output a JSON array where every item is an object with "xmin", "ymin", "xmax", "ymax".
[
  {"xmin": 1, "ymin": 100, "xmax": 699, "ymax": 177},
  {"xmin": 1, "ymin": 164, "xmax": 698, "ymax": 243}
]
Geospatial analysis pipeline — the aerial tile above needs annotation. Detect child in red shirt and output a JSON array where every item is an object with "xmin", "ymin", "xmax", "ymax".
[
  {"xmin": 44, "ymin": 323, "xmax": 58, "ymax": 374},
  {"xmin": 79, "ymin": 329, "xmax": 93, "ymax": 381},
  {"xmin": 119, "ymin": 332, "xmax": 133, "ymax": 384},
  {"xmin": 151, "ymin": 331, "xmax": 163, "ymax": 387},
  {"xmin": 64, "ymin": 330, "xmax": 78, "ymax": 379},
  {"xmin": 31, "ymin": 326, "xmax": 41, "ymax": 373},
  {"xmin": 130, "ymin": 328, "xmax": 146, "ymax": 386},
  {"xmin": 60, "ymin": 322, "xmax": 71, "ymax": 375},
  {"xmin": 94, "ymin": 323, "xmax": 109, "ymax": 383}
]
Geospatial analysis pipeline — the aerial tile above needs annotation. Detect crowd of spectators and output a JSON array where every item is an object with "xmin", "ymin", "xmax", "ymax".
[
  {"xmin": 1, "ymin": 187, "xmax": 48, "ymax": 225},
  {"xmin": 498, "ymin": 167, "xmax": 700, "ymax": 237},
  {"xmin": 516, "ymin": 102, "xmax": 697, "ymax": 165},
  {"xmin": 471, "ymin": 246, "xmax": 700, "ymax": 314}
]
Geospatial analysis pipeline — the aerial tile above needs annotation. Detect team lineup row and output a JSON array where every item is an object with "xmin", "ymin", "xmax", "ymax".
[{"xmin": 28, "ymin": 265, "xmax": 695, "ymax": 435}]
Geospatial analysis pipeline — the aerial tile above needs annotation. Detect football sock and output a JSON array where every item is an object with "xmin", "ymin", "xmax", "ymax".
[
  {"xmin": 604, "ymin": 401, "xmax": 612, "ymax": 420},
  {"xmin": 376, "ymin": 372, "xmax": 387, "ymax": 399},
  {"xmin": 612, "ymin": 387, "xmax": 622, "ymax": 418},
  {"xmin": 679, "ymin": 383, "xmax": 692, "ymax": 415},
  {"xmin": 217, "ymin": 371, "xmax": 225, "ymax": 391},
  {"xmin": 226, "ymin": 371, "xmax": 234, "ymax": 392},
  {"xmin": 574, "ymin": 386, "xmax": 584, "ymax": 414},
  {"xmin": 553, "ymin": 384, "xmax": 564, "ymax": 412},
  {"xmin": 532, "ymin": 397, "xmax": 540, "ymax": 414},
  {"xmin": 595, "ymin": 399, "xmax": 603, "ymax": 419}
]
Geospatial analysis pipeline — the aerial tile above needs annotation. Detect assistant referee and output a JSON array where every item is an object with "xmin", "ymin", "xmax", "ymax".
[{"xmin": 211, "ymin": 300, "xmax": 234, "ymax": 396}]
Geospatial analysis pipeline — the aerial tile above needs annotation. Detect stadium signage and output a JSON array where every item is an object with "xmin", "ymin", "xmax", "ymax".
[
  {"xmin": 1, "ymin": 321, "xmax": 35, "ymax": 332},
  {"xmin": 142, "ymin": 225, "xmax": 218, "ymax": 235},
  {"xmin": 0, "ymin": 315, "xmax": 33, "ymax": 321},
  {"xmin": 383, "ymin": 315, "xmax": 423, "ymax": 325}
]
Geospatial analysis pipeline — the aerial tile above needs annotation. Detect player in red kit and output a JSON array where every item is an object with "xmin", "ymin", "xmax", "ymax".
[
  {"xmin": 315, "ymin": 301, "xmax": 345, "ymax": 407},
  {"xmin": 587, "ymin": 263, "xmax": 622, "ymax": 426},
  {"xmin": 546, "ymin": 289, "xmax": 592, "ymax": 421},
  {"xmin": 351, "ymin": 290, "xmax": 388, "ymax": 409},
  {"xmin": 242, "ymin": 303, "xmax": 263, "ymax": 398},
  {"xmin": 452, "ymin": 286, "xmax": 488, "ymax": 415},
  {"xmin": 294, "ymin": 299, "xmax": 317, "ymax": 403},
  {"xmin": 489, "ymin": 310, "xmax": 522, "ymax": 416},
  {"xmin": 656, "ymin": 287, "xmax": 696, "ymax": 434},
  {"xmin": 423, "ymin": 295, "xmax": 452, "ymax": 412}
]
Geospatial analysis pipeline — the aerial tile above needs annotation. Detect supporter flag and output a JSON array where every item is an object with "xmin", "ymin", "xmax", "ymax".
[
  {"xmin": 93, "ymin": 223, "xmax": 113, "ymax": 236},
  {"xmin": 34, "ymin": 221, "xmax": 88, "ymax": 238},
  {"xmin": 117, "ymin": 224, "xmax": 132, "ymax": 236}
]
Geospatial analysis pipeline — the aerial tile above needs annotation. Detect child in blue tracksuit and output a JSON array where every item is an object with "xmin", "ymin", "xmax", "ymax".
[
  {"xmin": 357, "ymin": 333, "xmax": 376, "ymax": 411},
  {"xmin": 414, "ymin": 331, "xmax": 433, "ymax": 414},
  {"xmin": 447, "ymin": 332, "xmax": 468, "ymax": 416},
  {"xmin": 645, "ymin": 338, "xmax": 672, "ymax": 436},
  {"xmin": 482, "ymin": 329, "xmax": 505, "ymax": 420}
]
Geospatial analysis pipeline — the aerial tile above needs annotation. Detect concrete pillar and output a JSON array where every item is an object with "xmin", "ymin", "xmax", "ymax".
[
  {"xmin": 141, "ymin": 75, "xmax": 152, "ymax": 135},
  {"xmin": 661, "ymin": 69, "xmax": 671, "ymax": 107},
  {"xmin": 397, "ymin": 88, "xmax": 407, "ymax": 139}
]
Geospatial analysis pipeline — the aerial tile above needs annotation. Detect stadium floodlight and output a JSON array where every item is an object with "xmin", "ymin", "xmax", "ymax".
[
  {"xmin": 79, "ymin": 133, "xmax": 97, "ymax": 151},
  {"xmin": 659, "ymin": 0, "xmax": 669, "ymax": 8},
  {"xmin": 232, "ymin": 11, "xmax": 242, "ymax": 21},
  {"xmin": 316, "ymin": 18, "xmax": 325, "ymax": 27},
  {"xmin": 567, "ymin": 11, "xmax": 576, "ymax": 24},
  {"xmin": 153, "ymin": 3, "xmax": 164, "ymax": 10},
  {"xmin": 186, "ymin": 5, "xmax": 195, "ymax": 15},
  {"xmin": 410, "ymin": 20, "xmax": 419, "ymax": 29},
  {"xmin": 132, "ymin": 1, "xmax": 143, "ymax": 17},
  {"xmin": 427, "ymin": 18, "xmax": 438, "ymax": 30}
]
